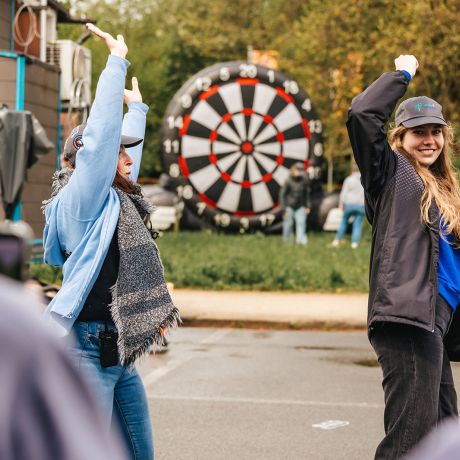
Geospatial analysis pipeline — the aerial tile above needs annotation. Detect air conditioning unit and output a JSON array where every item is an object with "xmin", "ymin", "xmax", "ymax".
[{"xmin": 47, "ymin": 40, "xmax": 92, "ymax": 107}]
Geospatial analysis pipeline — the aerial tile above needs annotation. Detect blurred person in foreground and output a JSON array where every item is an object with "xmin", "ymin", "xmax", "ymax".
[
  {"xmin": 42, "ymin": 24, "xmax": 179, "ymax": 459},
  {"xmin": 348, "ymin": 54, "xmax": 460, "ymax": 459},
  {"xmin": 405, "ymin": 419, "xmax": 460, "ymax": 460},
  {"xmin": 331, "ymin": 162, "xmax": 365, "ymax": 249},
  {"xmin": 279, "ymin": 162, "xmax": 311, "ymax": 245},
  {"xmin": 0, "ymin": 234, "xmax": 127, "ymax": 460}
]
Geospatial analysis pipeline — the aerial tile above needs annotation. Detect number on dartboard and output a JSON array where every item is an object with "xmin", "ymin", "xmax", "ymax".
[
  {"xmin": 180, "ymin": 94, "xmax": 192, "ymax": 109},
  {"xmin": 240, "ymin": 218, "xmax": 250, "ymax": 231},
  {"xmin": 283, "ymin": 80, "xmax": 299, "ymax": 94},
  {"xmin": 196, "ymin": 202, "xmax": 206, "ymax": 215},
  {"xmin": 309, "ymin": 120, "xmax": 322, "ymax": 133},
  {"xmin": 160, "ymin": 60, "xmax": 324, "ymax": 232},
  {"xmin": 219, "ymin": 67, "xmax": 230, "ymax": 81},
  {"xmin": 239, "ymin": 64, "xmax": 257, "ymax": 78},
  {"xmin": 195, "ymin": 77, "xmax": 212, "ymax": 91},
  {"xmin": 314, "ymin": 143, "xmax": 323, "ymax": 157},
  {"xmin": 259, "ymin": 214, "xmax": 276, "ymax": 227},
  {"xmin": 302, "ymin": 98, "xmax": 312, "ymax": 112},
  {"xmin": 214, "ymin": 213, "xmax": 231, "ymax": 227},
  {"xmin": 176, "ymin": 185, "xmax": 194, "ymax": 200},
  {"xmin": 163, "ymin": 139, "xmax": 179, "ymax": 154},
  {"xmin": 169, "ymin": 163, "xmax": 180, "ymax": 178},
  {"xmin": 167, "ymin": 116, "xmax": 183, "ymax": 130}
]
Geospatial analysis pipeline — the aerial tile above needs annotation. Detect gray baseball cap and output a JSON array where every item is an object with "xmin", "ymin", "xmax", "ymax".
[
  {"xmin": 63, "ymin": 124, "xmax": 143, "ymax": 166},
  {"xmin": 395, "ymin": 96, "xmax": 447, "ymax": 128}
]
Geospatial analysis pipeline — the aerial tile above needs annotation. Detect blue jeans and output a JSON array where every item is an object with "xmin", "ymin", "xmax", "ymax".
[
  {"xmin": 67, "ymin": 321, "xmax": 154, "ymax": 460},
  {"xmin": 282, "ymin": 206, "xmax": 307, "ymax": 245},
  {"xmin": 370, "ymin": 296, "xmax": 458, "ymax": 459},
  {"xmin": 335, "ymin": 204, "xmax": 365, "ymax": 244}
]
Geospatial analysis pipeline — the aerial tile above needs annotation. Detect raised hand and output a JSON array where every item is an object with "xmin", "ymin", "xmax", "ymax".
[
  {"xmin": 86, "ymin": 23, "xmax": 128, "ymax": 59},
  {"xmin": 124, "ymin": 77, "xmax": 143, "ymax": 104},
  {"xmin": 394, "ymin": 55, "xmax": 419, "ymax": 78}
]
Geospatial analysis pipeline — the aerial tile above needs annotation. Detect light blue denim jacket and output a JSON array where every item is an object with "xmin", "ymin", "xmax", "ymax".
[{"xmin": 43, "ymin": 55, "xmax": 149, "ymax": 336}]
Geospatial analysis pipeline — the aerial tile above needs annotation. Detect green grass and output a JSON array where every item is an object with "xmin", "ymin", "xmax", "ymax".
[
  {"xmin": 30, "ymin": 226, "xmax": 371, "ymax": 293},
  {"xmin": 154, "ymin": 226, "xmax": 371, "ymax": 293}
]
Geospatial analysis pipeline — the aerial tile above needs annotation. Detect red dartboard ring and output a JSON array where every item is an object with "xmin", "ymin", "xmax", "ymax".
[{"xmin": 160, "ymin": 61, "xmax": 324, "ymax": 232}]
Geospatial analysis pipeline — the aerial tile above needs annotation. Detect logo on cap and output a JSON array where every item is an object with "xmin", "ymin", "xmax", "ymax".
[{"xmin": 415, "ymin": 103, "xmax": 435, "ymax": 112}]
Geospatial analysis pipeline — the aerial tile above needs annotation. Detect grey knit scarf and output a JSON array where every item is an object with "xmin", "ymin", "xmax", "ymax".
[{"xmin": 43, "ymin": 169, "xmax": 181, "ymax": 365}]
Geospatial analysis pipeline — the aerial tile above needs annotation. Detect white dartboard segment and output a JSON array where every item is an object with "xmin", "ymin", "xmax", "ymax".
[
  {"xmin": 218, "ymin": 83, "xmax": 244, "ymax": 114},
  {"xmin": 190, "ymin": 100, "xmax": 221, "ymax": 130}
]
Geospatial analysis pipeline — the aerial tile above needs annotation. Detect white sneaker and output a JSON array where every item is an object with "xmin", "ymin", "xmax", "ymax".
[
  {"xmin": 331, "ymin": 240, "xmax": 340, "ymax": 247},
  {"xmin": 351, "ymin": 242, "xmax": 359, "ymax": 249}
]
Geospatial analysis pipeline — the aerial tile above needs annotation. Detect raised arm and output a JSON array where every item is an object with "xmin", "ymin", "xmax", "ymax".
[
  {"xmin": 346, "ymin": 55, "xmax": 418, "ymax": 196},
  {"xmin": 63, "ymin": 24, "xmax": 129, "ymax": 219},
  {"xmin": 122, "ymin": 77, "xmax": 149, "ymax": 182}
]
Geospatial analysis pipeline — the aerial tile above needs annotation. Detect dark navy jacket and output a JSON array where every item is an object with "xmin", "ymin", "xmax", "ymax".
[{"xmin": 347, "ymin": 71, "xmax": 439, "ymax": 332}]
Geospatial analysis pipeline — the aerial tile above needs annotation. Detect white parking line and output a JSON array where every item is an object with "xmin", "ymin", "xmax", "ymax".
[
  {"xmin": 142, "ymin": 329, "xmax": 232, "ymax": 387},
  {"xmin": 147, "ymin": 394, "xmax": 384, "ymax": 409},
  {"xmin": 198, "ymin": 328, "xmax": 231, "ymax": 345},
  {"xmin": 142, "ymin": 358, "xmax": 190, "ymax": 387}
]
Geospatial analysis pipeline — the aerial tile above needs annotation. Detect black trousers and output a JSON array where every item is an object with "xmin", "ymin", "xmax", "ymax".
[{"xmin": 370, "ymin": 296, "xmax": 458, "ymax": 460}]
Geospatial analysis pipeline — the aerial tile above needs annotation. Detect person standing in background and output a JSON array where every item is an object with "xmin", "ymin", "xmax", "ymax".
[
  {"xmin": 279, "ymin": 162, "xmax": 311, "ymax": 245},
  {"xmin": 332, "ymin": 162, "xmax": 365, "ymax": 248}
]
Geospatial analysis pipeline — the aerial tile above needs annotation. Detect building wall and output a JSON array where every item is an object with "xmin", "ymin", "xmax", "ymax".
[
  {"xmin": 0, "ymin": 0, "xmax": 11, "ymax": 50},
  {"xmin": 0, "ymin": 57, "xmax": 16, "ymax": 107},
  {"xmin": 0, "ymin": 55, "xmax": 59, "ymax": 237}
]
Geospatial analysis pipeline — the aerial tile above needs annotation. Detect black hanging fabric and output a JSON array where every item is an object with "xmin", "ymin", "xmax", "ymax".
[{"xmin": 0, "ymin": 106, "xmax": 54, "ymax": 218}]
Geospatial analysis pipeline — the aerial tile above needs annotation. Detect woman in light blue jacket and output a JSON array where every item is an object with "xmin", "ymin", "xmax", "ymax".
[{"xmin": 42, "ymin": 24, "xmax": 180, "ymax": 460}]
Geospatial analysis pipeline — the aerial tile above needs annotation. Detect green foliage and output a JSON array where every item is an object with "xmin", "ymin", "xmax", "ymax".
[
  {"xmin": 29, "ymin": 263, "xmax": 62, "ymax": 285},
  {"xmin": 60, "ymin": 0, "xmax": 460, "ymax": 177}
]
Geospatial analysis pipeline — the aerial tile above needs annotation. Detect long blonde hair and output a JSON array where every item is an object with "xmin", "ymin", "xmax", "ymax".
[{"xmin": 388, "ymin": 124, "xmax": 460, "ymax": 243}]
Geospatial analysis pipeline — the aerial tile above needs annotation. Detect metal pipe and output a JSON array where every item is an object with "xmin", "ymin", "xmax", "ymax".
[
  {"xmin": 14, "ymin": 54, "xmax": 26, "ymax": 221},
  {"xmin": 0, "ymin": 51, "xmax": 27, "ymax": 221},
  {"xmin": 56, "ymin": 70, "xmax": 61, "ymax": 170},
  {"xmin": 15, "ymin": 55, "xmax": 26, "ymax": 111},
  {"xmin": 40, "ymin": 0, "xmax": 48, "ymax": 62},
  {"xmin": 10, "ymin": 0, "xmax": 14, "ymax": 50}
]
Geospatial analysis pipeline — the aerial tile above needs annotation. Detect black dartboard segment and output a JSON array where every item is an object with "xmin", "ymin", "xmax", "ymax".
[{"xmin": 160, "ymin": 61, "xmax": 324, "ymax": 232}]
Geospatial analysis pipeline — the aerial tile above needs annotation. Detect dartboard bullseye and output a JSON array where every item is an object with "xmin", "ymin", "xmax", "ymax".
[{"xmin": 161, "ymin": 61, "xmax": 323, "ymax": 232}]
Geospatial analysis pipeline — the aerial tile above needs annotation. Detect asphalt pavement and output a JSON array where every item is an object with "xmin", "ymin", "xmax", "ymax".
[{"xmin": 138, "ymin": 326, "xmax": 460, "ymax": 460}]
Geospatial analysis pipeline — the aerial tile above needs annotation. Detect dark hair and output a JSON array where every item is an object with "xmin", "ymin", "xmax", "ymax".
[{"xmin": 112, "ymin": 172, "xmax": 138, "ymax": 194}]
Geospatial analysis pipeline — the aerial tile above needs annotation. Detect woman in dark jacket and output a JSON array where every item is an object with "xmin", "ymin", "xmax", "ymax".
[{"xmin": 347, "ymin": 55, "xmax": 460, "ymax": 459}]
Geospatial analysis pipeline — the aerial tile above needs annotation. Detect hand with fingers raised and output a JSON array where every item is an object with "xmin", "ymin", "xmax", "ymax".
[
  {"xmin": 124, "ymin": 77, "xmax": 143, "ymax": 104},
  {"xmin": 86, "ymin": 23, "xmax": 128, "ymax": 59}
]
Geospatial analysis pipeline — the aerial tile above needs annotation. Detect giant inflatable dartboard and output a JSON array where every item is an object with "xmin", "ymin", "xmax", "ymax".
[{"xmin": 161, "ymin": 61, "xmax": 323, "ymax": 232}]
